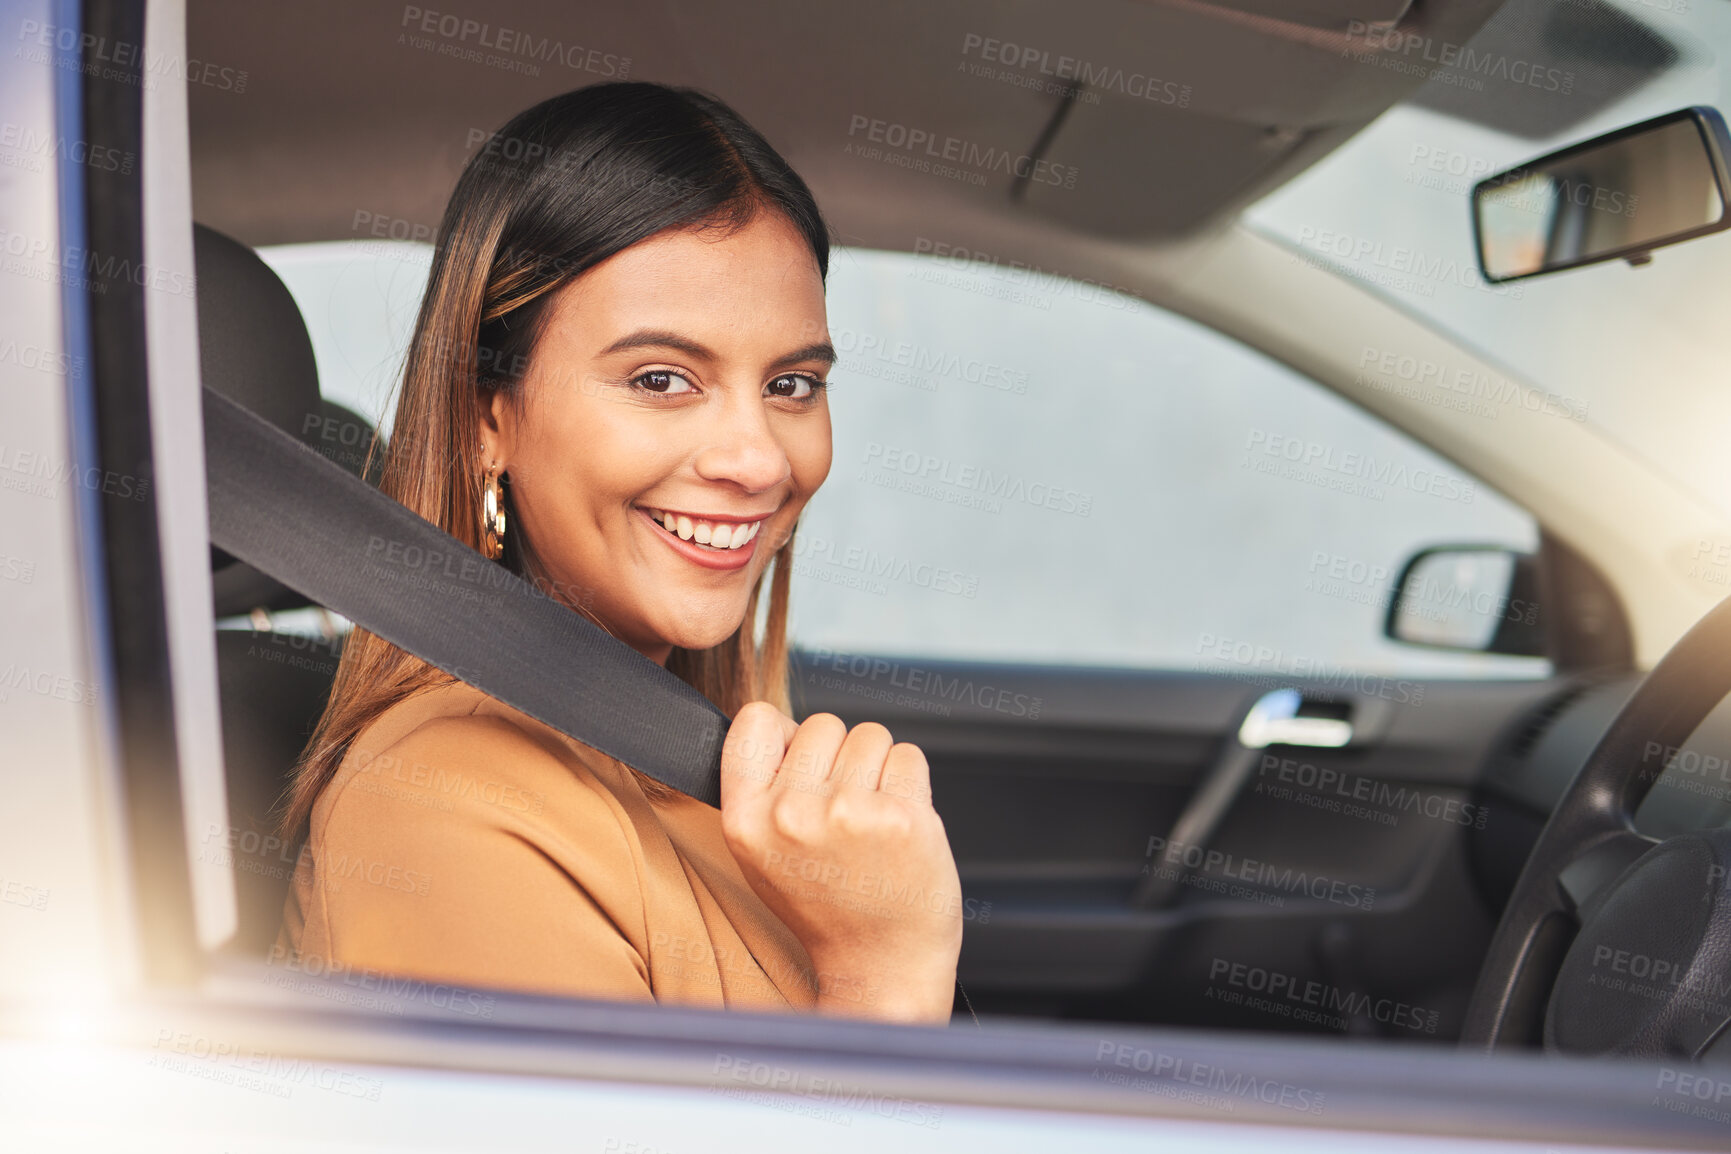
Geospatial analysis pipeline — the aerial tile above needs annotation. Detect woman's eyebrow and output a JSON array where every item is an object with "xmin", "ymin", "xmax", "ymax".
[
  {"xmin": 598, "ymin": 329, "xmax": 716, "ymax": 360},
  {"xmin": 599, "ymin": 330, "xmax": 837, "ymax": 370},
  {"xmin": 771, "ymin": 341, "xmax": 837, "ymax": 369}
]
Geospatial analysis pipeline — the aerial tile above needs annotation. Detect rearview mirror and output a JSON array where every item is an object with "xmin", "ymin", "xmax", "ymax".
[
  {"xmin": 1473, "ymin": 106, "xmax": 1731, "ymax": 283},
  {"xmin": 1385, "ymin": 546, "xmax": 1544, "ymax": 657}
]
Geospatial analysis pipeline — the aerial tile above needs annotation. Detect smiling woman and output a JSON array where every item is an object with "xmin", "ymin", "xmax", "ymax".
[
  {"xmin": 480, "ymin": 219, "xmax": 836, "ymax": 659},
  {"xmin": 277, "ymin": 82, "xmax": 963, "ymax": 1023}
]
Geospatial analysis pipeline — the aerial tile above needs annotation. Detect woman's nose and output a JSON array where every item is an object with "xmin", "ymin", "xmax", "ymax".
[{"xmin": 691, "ymin": 394, "xmax": 793, "ymax": 493}]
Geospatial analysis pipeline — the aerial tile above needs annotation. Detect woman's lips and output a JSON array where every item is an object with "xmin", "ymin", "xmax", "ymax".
[{"xmin": 636, "ymin": 506, "xmax": 761, "ymax": 571}]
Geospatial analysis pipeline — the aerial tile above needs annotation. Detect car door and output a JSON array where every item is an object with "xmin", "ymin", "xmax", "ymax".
[{"xmin": 784, "ymin": 245, "xmax": 1611, "ymax": 1038}]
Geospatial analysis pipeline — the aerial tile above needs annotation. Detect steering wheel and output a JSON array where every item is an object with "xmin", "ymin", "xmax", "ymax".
[{"xmin": 1460, "ymin": 594, "xmax": 1731, "ymax": 1056}]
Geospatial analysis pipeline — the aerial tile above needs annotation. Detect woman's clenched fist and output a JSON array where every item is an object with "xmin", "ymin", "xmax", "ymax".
[{"xmin": 719, "ymin": 702, "xmax": 962, "ymax": 1023}]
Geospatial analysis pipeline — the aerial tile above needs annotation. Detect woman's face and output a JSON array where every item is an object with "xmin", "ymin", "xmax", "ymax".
[{"xmin": 479, "ymin": 210, "xmax": 833, "ymax": 664}]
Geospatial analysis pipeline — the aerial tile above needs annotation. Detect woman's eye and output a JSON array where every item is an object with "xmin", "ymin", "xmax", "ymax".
[
  {"xmin": 767, "ymin": 374, "xmax": 823, "ymax": 399},
  {"xmin": 632, "ymin": 370, "xmax": 696, "ymax": 395}
]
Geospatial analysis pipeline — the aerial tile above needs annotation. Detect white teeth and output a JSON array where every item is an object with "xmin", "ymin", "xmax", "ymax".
[{"xmin": 646, "ymin": 509, "xmax": 763, "ymax": 551}]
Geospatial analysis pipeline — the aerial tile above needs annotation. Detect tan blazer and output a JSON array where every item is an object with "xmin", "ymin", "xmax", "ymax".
[{"xmin": 281, "ymin": 681, "xmax": 819, "ymax": 1011}]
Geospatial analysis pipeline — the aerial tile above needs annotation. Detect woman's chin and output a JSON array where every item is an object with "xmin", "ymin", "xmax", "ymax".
[{"xmin": 652, "ymin": 611, "xmax": 750, "ymax": 655}]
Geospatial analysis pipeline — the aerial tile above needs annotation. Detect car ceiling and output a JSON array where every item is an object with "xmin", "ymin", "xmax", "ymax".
[{"xmin": 187, "ymin": 0, "xmax": 1678, "ymax": 259}]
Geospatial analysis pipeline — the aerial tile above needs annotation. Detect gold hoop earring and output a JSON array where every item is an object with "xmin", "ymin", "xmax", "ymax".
[{"xmin": 482, "ymin": 463, "xmax": 507, "ymax": 560}]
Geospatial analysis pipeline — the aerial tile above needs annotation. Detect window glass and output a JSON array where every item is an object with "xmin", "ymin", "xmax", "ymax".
[{"xmin": 261, "ymin": 240, "xmax": 427, "ymax": 435}]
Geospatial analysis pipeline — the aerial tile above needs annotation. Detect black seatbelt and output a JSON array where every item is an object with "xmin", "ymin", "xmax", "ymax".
[{"xmin": 202, "ymin": 386, "xmax": 727, "ymax": 806}]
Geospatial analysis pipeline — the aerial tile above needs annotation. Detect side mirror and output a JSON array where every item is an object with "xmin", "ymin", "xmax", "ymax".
[
  {"xmin": 1385, "ymin": 546, "xmax": 1544, "ymax": 658},
  {"xmin": 1473, "ymin": 106, "xmax": 1731, "ymax": 283}
]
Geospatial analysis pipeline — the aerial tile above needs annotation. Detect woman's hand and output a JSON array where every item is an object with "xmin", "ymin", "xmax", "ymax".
[{"xmin": 719, "ymin": 702, "xmax": 963, "ymax": 1024}]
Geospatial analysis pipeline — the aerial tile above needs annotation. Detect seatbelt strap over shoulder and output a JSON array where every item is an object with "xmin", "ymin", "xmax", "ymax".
[{"xmin": 201, "ymin": 386, "xmax": 727, "ymax": 806}]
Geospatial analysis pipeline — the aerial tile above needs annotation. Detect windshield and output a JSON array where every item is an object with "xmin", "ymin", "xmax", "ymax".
[{"xmin": 1247, "ymin": 0, "xmax": 1731, "ymax": 519}]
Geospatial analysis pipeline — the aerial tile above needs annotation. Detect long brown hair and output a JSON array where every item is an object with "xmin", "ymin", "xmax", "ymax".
[{"xmin": 280, "ymin": 83, "xmax": 830, "ymax": 840}]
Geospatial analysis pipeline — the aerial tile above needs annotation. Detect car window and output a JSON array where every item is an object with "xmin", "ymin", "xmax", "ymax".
[
  {"xmin": 800, "ymin": 248, "xmax": 1547, "ymax": 678},
  {"xmin": 264, "ymin": 240, "xmax": 1549, "ymax": 680},
  {"xmin": 261, "ymin": 240, "xmax": 427, "ymax": 436}
]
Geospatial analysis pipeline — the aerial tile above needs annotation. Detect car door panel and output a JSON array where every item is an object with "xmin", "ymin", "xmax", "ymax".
[{"xmin": 791, "ymin": 650, "xmax": 1563, "ymax": 1035}]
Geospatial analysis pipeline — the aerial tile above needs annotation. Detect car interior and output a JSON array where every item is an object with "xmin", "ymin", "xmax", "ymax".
[{"xmin": 168, "ymin": 0, "xmax": 1731, "ymax": 1064}]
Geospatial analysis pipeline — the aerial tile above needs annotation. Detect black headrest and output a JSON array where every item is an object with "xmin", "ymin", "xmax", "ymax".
[
  {"xmin": 194, "ymin": 224, "xmax": 322, "ymax": 437},
  {"xmin": 196, "ymin": 223, "xmax": 387, "ymax": 617}
]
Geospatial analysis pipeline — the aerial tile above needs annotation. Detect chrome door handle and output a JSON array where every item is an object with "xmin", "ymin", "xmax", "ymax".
[
  {"xmin": 1238, "ymin": 687, "xmax": 1353, "ymax": 749},
  {"xmin": 1131, "ymin": 689, "xmax": 1353, "ymax": 909}
]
